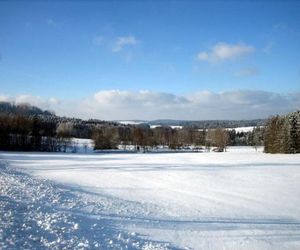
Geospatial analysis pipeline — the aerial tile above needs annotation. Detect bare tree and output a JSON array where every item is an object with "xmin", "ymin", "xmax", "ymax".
[
  {"xmin": 93, "ymin": 125, "xmax": 119, "ymax": 150},
  {"xmin": 210, "ymin": 128, "xmax": 229, "ymax": 152},
  {"xmin": 56, "ymin": 122, "xmax": 74, "ymax": 152}
]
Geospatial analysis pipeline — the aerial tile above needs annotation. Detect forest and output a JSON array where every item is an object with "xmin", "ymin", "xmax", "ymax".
[
  {"xmin": 1, "ymin": 102, "xmax": 298, "ymax": 154},
  {"xmin": 264, "ymin": 110, "xmax": 300, "ymax": 153}
]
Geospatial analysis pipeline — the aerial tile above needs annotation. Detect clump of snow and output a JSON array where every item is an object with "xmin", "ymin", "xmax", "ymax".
[{"xmin": 73, "ymin": 223, "xmax": 79, "ymax": 230}]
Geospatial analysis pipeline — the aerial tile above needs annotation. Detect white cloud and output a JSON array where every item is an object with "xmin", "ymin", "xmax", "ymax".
[
  {"xmin": 0, "ymin": 94, "xmax": 10, "ymax": 102},
  {"xmin": 49, "ymin": 97, "xmax": 61, "ymax": 105},
  {"xmin": 197, "ymin": 42, "xmax": 254, "ymax": 63},
  {"xmin": 2, "ymin": 90, "xmax": 299, "ymax": 121},
  {"xmin": 0, "ymin": 94, "xmax": 60, "ymax": 111},
  {"xmin": 112, "ymin": 36, "xmax": 138, "ymax": 52}
]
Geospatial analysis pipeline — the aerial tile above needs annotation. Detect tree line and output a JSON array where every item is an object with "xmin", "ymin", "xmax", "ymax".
[
  {"xmin": 0, "ymin": 102, "xmax": 265, "ymax": 152},
  {"xmin": 3, "ymin": 101, "xmax": 299, "ymax": 154},
  {"xmin": 0, "ymin": 113, "xmax": 264, "ymax": 152},
  {"xmin": 149, "ymin": 119, "xmax": 265, "ymax": 129},
  {"xmin": 93, "ymin": 125, "xmax": 264, "ymax": 152},
  {"xmin": 264, "ymin": 110, "xmax": 300, "ymax": 153}
]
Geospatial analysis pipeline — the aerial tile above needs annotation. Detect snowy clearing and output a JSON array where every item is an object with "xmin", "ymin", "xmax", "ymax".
[
  {"xmin": 1, "ymin": 147, "xmax": 300, "ymax": 249},
  {"xmin": 225, "ymin": 126, "xmax": 262, "ymax": 133}
]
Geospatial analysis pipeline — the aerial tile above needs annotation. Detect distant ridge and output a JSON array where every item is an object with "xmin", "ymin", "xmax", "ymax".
[
  {"xmin": 0, "ymin": 101, "xmax": 265, "ymax": 129},
  {"xmin": 148, "ymin": 119, "xmax": 266, "ymax": 129},
  {"xmin": 116, "ymin": 119, "xmax": 266, "ymax": 129}
]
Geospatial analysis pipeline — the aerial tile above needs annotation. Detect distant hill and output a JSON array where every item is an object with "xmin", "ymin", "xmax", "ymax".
[
  {"xmin": 0, "ymin": 101, "xmax": 54, "ymax": 117},
  {"xmin": 117, "ymin": 119, "xmax": 266, "ymax": 129},
  {"xmin": 1, "ymin": 101, "xmax": 265, "ymax": 129},
  {"xmin": 0, "ymin": 102, "xmax": 116, "ymax": 127},
  {"xmin": 149, "ymin": 119, "xmax": 266, "ymax": 129}
]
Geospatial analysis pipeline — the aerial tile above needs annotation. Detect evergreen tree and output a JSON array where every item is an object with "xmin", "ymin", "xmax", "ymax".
[
  {"xmin": 265, "ymin": 110, "xmax": 300, "ymax": 154},
  {"xmin": 289, "ymin": 112, "xmax": 300, "ymax": 153}
]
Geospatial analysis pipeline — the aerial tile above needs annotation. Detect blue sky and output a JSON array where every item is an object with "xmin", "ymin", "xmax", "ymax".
[{"xmin": 0, "ymin": 1, "xmax": 299, "ymax": 120}]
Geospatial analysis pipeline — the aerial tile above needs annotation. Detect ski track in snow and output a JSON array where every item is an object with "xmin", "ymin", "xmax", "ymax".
[
  {"xmin": 1, "ymin": 147, "xmax": 300, "ymax": 249},
  {"xmin": 0, "ymin": 163, "xmax": 173, "ymax": 250}
]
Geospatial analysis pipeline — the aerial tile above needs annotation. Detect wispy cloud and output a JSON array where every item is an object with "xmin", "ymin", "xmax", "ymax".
[
  {"xmin": 2, "ymin": 90, "xmax": 299, "ymax": 120},
  {"xmin": 263, "ymin": 42, "xmax": 273, "ymax": 54},
  {"xmin": 273, "ymin": 23, "xmax": 300, "ymax": 37},
  {"xmin": 234, "ymin": 67, "xmax": 259, "ymax": 77},
  {"xmin": 112, "ymin": 36, "xmax": 138, "ymax": 52},
  {"xmin": 46, "ymin": 18, "xmax": 57, "ymax": 28},
  {"xmin": 92, "ymin": 36, "xmax": 104, "ymax": 46},
  {"xmin": 197, "ymin": 42, "xmax": 254, "ymax": 63},
  {"xmin": 92, "ymin": 35, "xmax": 139, "ymax": 62}
]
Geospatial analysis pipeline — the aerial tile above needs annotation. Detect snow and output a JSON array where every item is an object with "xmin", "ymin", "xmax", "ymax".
[
  {"xmin": 1, "ymin": 147, "xmax": 300, "ymax": 249},
  {"xmin": 198, "ymin": 127, "xmax": 258, "ymax": 133},
  {"xmin": 118, "ymin": 121, "xmax": 145, "ymax": 125},
  {"xmin": 150, "ymin": 125, "xmax": 183, "ymax": 129},
  {"xmin": 71, "ymin": 138, "xmax": 94, "ymax": 153},
  {"xmin": 170, "ymin": 126, "xmax": 183, "ymax": 129},
  {"xmin": 226, "ymin": 126, "xmax": 263, "ymax": 133},
  {"xmin": 150, "ymin": 125, "xmax": 162, "ymax": 129}
]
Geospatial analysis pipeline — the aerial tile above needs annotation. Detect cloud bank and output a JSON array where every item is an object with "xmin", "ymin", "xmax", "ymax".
[
  {"xmin": 0, "ymin": 94, "xmax": 60, "ymax": 110},
  {"xmin": 1, "ymin": 90, "xmax": 299, "ymax": 120},
  {"xmin": 197, "ymin": 43, "xmax": 254, "ymax": 63}
]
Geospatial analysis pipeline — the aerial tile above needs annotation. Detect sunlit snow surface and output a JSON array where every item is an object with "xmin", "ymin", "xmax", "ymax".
[{"xmin": 1, "ymin": 147, "xmax": 300, "ymax": 249}]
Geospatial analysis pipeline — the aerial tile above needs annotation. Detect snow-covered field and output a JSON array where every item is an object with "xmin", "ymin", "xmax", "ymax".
[
  {"xmin": 225, "ymin": 126, "xmax": 263, "ymax": 133},
  {"xmin": 1, "ymin": 147, "xmax": 300, "ymax": 249}
]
